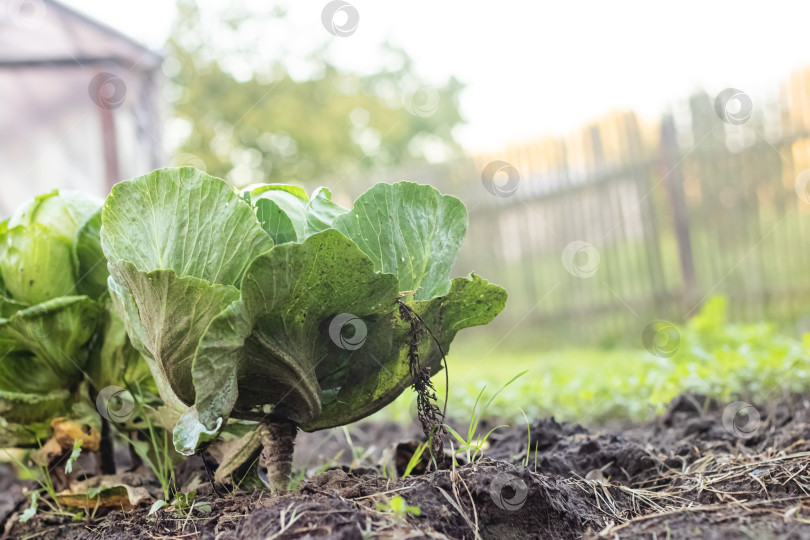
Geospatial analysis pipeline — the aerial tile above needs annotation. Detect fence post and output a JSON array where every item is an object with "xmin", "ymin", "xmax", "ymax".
[{"xmin": 660, "ymin": 115, "xmax": 697, "ymax": 319}]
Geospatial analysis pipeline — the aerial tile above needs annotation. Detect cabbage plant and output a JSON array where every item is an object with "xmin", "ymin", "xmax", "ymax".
[
  {"xmin": 0, "ymin": 190, "xmax": 147, "ymax": 457},
  {"xmin": 101, "ymin": 167, "xmax": 506, "ymax": 493}
]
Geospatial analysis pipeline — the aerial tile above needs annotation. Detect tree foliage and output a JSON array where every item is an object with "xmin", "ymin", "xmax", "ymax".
[{"xmin": 167, "ymin": 0, "xmax": 465, "ymax": 186}]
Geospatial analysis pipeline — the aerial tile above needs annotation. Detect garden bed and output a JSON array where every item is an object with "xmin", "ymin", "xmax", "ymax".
[{"xmin": 4, "ymin": 393, "xmax": 810, "ymax": 539}]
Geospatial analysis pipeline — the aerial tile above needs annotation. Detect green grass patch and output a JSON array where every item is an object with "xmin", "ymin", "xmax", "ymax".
[{"xmin": 374, "ymin": 297, "xmax": 810, "ymax": 427}]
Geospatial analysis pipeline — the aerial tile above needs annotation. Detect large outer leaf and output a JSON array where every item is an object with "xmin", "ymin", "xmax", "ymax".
[
  {"xmin": 235, "ymin": 229, "xmax": 399, "ymax": 419},
  {"xmin": 333, "ymin": 182, "xmax": 468, "ymax": 300},
  {"xmin": 303, "ymin": 274, "xmax": 507, "ymax": 431},
  {"xmin": 179, "ymin": 230, "xmax": 400, "ymax": 453},
  {"xmin": 102, "ymin": 167, "xmax": 274, "ymax": 287},
  {"xmin": 177, "ymin": 220, "xmax": 401, "ymax": 451},
  {"xmin": 101, "ymin": 168, "xmax": 275, "ymax": 452},
  {"xmin": 106, "ymin": 276, "xmax": 188, "ymax": 416},
  {"xmin": 109, "ymin": 262, "xmax": 242, "ymax": 454},
  {"xmin": 174, "ymin": 298, "xmax": 248, "ymax": 454},
  {"xmin": 101, "ymin": 167, "xmax": 274, "ymax": 400},
  {"xmin": 107, "ymin": 263, "xmax": 240, "ymax": 406}
]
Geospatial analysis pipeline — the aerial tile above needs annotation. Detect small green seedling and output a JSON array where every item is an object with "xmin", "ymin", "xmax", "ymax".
[
  {"xmin": 164, "ymin": 490, "xmax": 213, "ymax": 519},
  {"xmin": 402, "ymin": 441, "xmax": 429, "ymax": 478},
  {"xmin": 64, "ymin": 439, "xmax": 82, "ymax": 474},
  {"xmin": 19, "ymin": 492, "xmax": 39, "ymax": 523},
  {"xmin": 148, "ymin": 499, "xmax": 167, "ymax": 516},
  {"xmin": 5, "ymin": 448, "xmax": 67, "ymax": 520},
  {"xmin": 171, "ymin": 490, "xmax": 196, "ymax": 516},
  {"xmin": 119, "ymin": 383, "xmax": 176, "ymax": 501},
  {"xmin": 376, "ymin": 496, "xmax": 421, "ymax": 517},
  {"xmin": 445, "ymin": 371, "xmax": 528, "ymax": 463},
  {"xmin": 520, "ymin": 408, "xmax": 531, "ymax": 468}
]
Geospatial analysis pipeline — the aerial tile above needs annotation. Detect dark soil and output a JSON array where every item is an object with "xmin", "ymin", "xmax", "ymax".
[{"xmin": 5, "ymin": 393, "xmax": 810, "ymax": 539}]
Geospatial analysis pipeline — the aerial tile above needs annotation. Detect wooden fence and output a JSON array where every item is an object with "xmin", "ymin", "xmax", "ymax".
[{"xmin": 341, "ymin": 68, "xmax": 810, "ymax": 346}]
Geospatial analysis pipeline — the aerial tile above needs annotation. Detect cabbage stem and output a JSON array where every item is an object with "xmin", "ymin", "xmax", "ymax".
[
  {"xmin": 99, "ymin": 418, "xmax": 116, "ymax": 475},
  {"xmin": 259, "ymin": 418, "xmax": 297, "ymax": 494}
]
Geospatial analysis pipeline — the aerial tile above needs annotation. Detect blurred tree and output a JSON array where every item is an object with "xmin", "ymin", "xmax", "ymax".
[{"xmin": 166, "ymin": 0, "xmax": 465, "ymax": 186}]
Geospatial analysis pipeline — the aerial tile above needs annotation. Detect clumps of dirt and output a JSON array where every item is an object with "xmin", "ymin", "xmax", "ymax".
[
  {"xmin": 7, "ymin": 393, "xmax": 810, "ymax": 539},
  {"xmin": 484, "ymin": 394, "xmax": 810, "ymax": 490},
  {"xmin": 411, "ymin": 460, "xmax": 613, "ymax": 539},
  {"xmin": 232, "ymin": 462, "xmax": 620, "ymax": 539},
  {"xmin": 10, "ymin": 462, "xmax": 619, "ymax": 540},
  {"xmin": 487, "ymin": 416, "xmax": 659, "ymax": 483}
]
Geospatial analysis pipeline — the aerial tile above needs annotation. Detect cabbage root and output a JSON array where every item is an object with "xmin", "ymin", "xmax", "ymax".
[{"xmin": 259, "ymin": 419, "xmax": 298, "ymax": 494}]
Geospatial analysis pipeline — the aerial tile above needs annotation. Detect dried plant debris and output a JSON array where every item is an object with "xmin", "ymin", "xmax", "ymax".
[{"xmin": 399, "ymin": 299, "xmax": 448, "ymax": 470}]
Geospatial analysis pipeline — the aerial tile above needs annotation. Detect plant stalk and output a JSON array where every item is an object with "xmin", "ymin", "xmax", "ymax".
[
  {"xmin": 258, "ymin": 418, "xmax": 297, "ymax": 495},
  {"xmin": 99, "ymin": 417, "xmax": 116, "ymax": 475}
]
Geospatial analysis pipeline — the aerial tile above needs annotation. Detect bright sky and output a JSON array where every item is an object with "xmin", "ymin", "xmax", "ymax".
[{"xmin": 62, "ymin": 0, "xmax": 810, "ymax": 152}]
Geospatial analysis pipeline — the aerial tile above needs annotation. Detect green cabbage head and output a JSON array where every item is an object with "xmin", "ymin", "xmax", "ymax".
[
  {"xmin": 100, "ymin": 168, "xmax": 507, "ymax": 456},
  {"xmin": 0, "ymin": 190, "xmax": 147, "ymax": 447}
]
